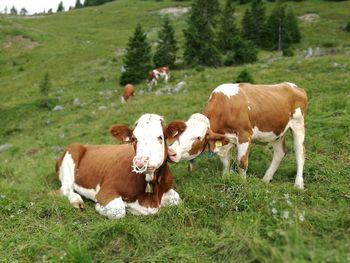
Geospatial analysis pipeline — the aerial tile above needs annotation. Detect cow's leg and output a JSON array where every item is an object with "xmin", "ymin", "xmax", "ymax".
[
  {"xmin": 217, "ymin": 143, "xmax": 234, "ymax": 175},
  {"xmin": 164, "ymin": 73, "xmax": 169, "ymax": 83},
  {"xmin": 262, "ymin": 137, "xmax": 287, "ymax": 183},
  {"xmin": 58, "ymin": 152, "xmax": 84, "ymax": 209},
  {"xmin": 290, "ymin": 111, "xmax": 306, "ymax": 189},
  {"xmin": 95, "ymin": 197, "xmax": 126, "ymax": 219},
  {"xmin": 161, "ymin": 189, "xmax": 181, "ymax": 206},
  {"xmin": 236, "ymin": 141, "xmax": 251, "ymax": 179}
]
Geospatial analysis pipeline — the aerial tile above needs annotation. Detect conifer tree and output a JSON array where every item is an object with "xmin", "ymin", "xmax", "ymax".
[
  {"xmin": 10, "ymin": 6, "xmax": 18, "ymax": 15},
  {"xmin": 39, "ymin": 72, "xmax": 51, "ymax": 108},
  {"xmin": 183, "ymin": 0, "xmax": 221, "ymax": 67},
  {"xmin": 231, "ymin": 37, "xmax": 258, "ymax": 65},
  {"xmin": 217, "ymin": 0, "xmax": 238, "ymax": 52},
  {"xmin": 153, "ymin": 16, "xmax": 178, "ymax": 68},
  {"xmin": 120, "ymin": 24, "xmax": 152, "ymax": 85},
  {"xmin": 264, "ymin": 4, "xmax": 301, "ymax": 51},
  {"xmin": 75, "ymin": 0, "xmax": 83, "ymax": 9},
  {"xmin": 241, "ymin": 0, "xmax": 267, "ymax": 47},
  {"xmin": 236, "ymin": 69, "xmax": 254, "ymax": 83},
  {"xmin": 57, "ymin": 1, "xmax": 65, "ymax": 12}
]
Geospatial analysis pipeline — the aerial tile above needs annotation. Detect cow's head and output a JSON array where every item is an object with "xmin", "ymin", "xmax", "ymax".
[
  {"xmin": 168, "ymin": 113, "xmax": 229, "ymax": 162},
  {"xmin": 110, "ymin": 114, "xmax": 186, "ymax": 173}
]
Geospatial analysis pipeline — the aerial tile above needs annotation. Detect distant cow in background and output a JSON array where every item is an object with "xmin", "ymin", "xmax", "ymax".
[
  {"xmin": 121, "ymin": 84, "xmax": 134, "ymax": 103},
  {"xmin": 147, "ymin": 66, "xmax": 170, "ymax": 89}
]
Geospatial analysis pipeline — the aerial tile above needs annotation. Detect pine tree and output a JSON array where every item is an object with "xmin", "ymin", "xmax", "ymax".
[
  {"xmin": 183, "ymin": 0, "xmax": 221, "ymax": 67},
  {"xmin": 10, "ymin": 6, "xmax": 18, "ymax": 15},
  {"xmin": 120, "ymin": 24, "xmax": 152, "ymax": 85},
  {"xmin": 264, "ymin": 4, "xmax": 301, "ymax": 51},
  {"xmin": 153, "ymin": 16, "xmax": 178, "ymax": 68},
  {"xmin": 241, "ymin": 0, "xmax": 267, "ymax": 47},
  {"xmin": 217, "ymin": 0, "xmax": 238, "ymax": 52},
  {"xmin": 231, "ymin": 37, "xmax": 258, "ymax": 64},
  {"xmin": 236, "ymin": 69, "xmax": 254, "ymax": 83},
  {"xmin": 75, "ymin": 0, "xmax": 83, "ymax": 9},
  {"xmin": 57, "ymin": 1, "xmax": 65, "ymax": 12},
  {"xmin": 39, "ymin": 72, "xmax": 51, "ymax": 108}
]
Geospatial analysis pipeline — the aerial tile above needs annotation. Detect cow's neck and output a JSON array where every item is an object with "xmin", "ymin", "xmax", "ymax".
[{"xmin": 144, "ymin": 163, "xmax": 166, "ymax": 194}]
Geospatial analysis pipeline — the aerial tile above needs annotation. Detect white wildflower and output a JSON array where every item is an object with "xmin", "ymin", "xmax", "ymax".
[
  {"xmin": 272, "ymin": 208, "xmax": 278, "ymax": 215},
  {"xmin": 298, "ymin": 211, "xmax": 305, "ymax": 222},
  {"xmin": 282, "ymin": 211, "xmax": 289, "ymax": 219}
]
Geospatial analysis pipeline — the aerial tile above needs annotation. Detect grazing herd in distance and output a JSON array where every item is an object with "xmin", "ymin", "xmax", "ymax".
[{"xmin": 55, "ymin": 62, "xmax": 308, "ymax": 218}]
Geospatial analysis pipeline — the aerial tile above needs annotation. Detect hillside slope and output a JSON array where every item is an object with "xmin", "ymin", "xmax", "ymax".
[{"xmin": 0, "ymin": 0, "xmax": 349, "ymax": 262}]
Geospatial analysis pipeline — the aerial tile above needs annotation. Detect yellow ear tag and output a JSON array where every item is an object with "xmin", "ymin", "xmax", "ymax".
[{"xmin": 215, "ymin": 140, "xmax": 222, "ymax": 148}]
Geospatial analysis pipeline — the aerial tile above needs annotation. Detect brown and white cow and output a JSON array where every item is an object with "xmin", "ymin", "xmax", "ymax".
[
  {"xmin": 169, "ymin": 83, "xmax": 308, "ymax": 189},
  {"xmin": 121, "ymin": 84, "xmax": 135, "ymax": 103},
  {"xmin": 147, "ymin": 66, "xmax": 170, "ymax": 89},
  {"xmin": 55, "ymin": 114, "xmax": 186, "ymax": 218}
]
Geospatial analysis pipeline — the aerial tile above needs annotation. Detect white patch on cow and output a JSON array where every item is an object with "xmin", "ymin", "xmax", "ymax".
[
  {"xmin": 285, "ymin": 82, "xmax": 298, "ymax": 88},
  {"xmin": 126, "ymin": 200, "xmax": 159, "ymax": 216},
  {"xmin": 73, "ymin": 184, "xmax": 100, "ymax": 201},
  {"xmin": 59, "ymin": 152, "xmax": 83, "ymax": 206},
  {"xmin": 211, "ymin": 83, "xmax": 240, "ymax": 99},
  {"xmin": 120, "ymin": 96, "xmax": 126, "ymax": 104},
  {"xmin": 161, "ymin": 189, "xmax": 181, "ymax": 206},
  {"xmin": 237, "ymin": 142, "xmax": 249, "ymax": 161},
  {"xmin": 252, "ymin": 126, "xmax": 278, "ymax": 143},
  {"xmin": 290, "ymin": 107, "xmax": 305, "ymax": 189},
  {"xmin": 133, "ymin": 114, "xmax": 165, "ymax": 169},
  {"xmin": 95, "ymin": 197, "xmax": 126, "ymax": 219},
  {"xmin": 169, "ymin": 113, "xmax": 209, "ymax": 162}
]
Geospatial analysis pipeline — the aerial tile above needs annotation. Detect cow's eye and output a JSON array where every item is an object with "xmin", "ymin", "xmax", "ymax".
[
  {"xmin": 131, "ymin": 136, "xmax": 136, "ymax": 142},
  {"xmin": 158, "ymin": 136, "xmax": 163, "ymax": 141},
  {"xmin": 196, "ymin": 137, "xmax": 201, "ymax": 140}
]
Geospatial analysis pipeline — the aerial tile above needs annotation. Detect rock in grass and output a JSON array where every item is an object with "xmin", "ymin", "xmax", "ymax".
[
  {"xmin": 98, "ymin": 106, "xmax": 107, "ymax": 111},
  {"xmin": 52, "ymin": 105, "xmax": 64, "ymax": 111},
  {"xmin": 0, "ymin": 144, "xmax": 12, "ymax": 153},
  {"xmin": 73, "ymin": 98, "xmax": 81, "ymax": 106}
]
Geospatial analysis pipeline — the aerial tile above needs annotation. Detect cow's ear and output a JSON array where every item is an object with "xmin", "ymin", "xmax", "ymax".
[
  {"xmin": 110, "ymin": 124, "xmax": 133, "ymax": 143},
  {"xmin": 164, "ymin": 121, "xmax": 187, "ymax": 140}
]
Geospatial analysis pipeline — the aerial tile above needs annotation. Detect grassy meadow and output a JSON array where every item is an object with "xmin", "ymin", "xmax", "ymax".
[{"xmin": 0, "ymin": 0, "xmax": 350, "ymax": 262}]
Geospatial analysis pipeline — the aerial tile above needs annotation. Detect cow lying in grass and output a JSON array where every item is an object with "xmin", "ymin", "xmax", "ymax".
[
  {"xmin": 169, "ymin": 83, "xmax": 308, "ymax": 189},
  {"xmin": 55, "ymin": 114, "xmax": 186, "ymax": 218}
]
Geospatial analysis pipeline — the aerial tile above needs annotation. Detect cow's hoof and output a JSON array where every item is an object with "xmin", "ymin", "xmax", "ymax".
[
  {"xmin": 294, "ymin": 183, "xmax": 304, "ymax": 190},
  {"xmin": 262, "ymin": 176, "xmax": 271, "ymax": 183},
  {"xmin": 71, "ymin": 201, "xmax": 84, "ymax": 209}
]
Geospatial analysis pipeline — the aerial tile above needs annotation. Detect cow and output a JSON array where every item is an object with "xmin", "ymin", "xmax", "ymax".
[
  {"xmin": 168, "ymin": 82, "xmax": 308, "ymax": 189},
  {"xmin": 121, "ymin": 84, "xmax": 135, "ymax": 103},
  {"xmin": 147, "ymin": 66, "xmax": 170, "ymax": 89},
  {"xmin": 55, "ymin": 114, "xmax": 187, "ymax": 219}
]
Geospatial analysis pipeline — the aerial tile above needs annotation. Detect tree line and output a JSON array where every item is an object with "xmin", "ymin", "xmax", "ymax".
[{"xmin": 120, "ymin": 0, "xmax": 302, "ymax": 85}]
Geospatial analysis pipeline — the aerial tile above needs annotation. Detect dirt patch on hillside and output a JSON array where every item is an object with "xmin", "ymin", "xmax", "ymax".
[
  {"xmin": 299, "ymin": 13, "xmax": 320, "ymax": 22},
  {"xmin": 2, "ymin": 35, "xmax": 38, "ymax": 50},
  {"xmin": 158, "ymin": 7, "xmax": 191, "ymax": 17}
]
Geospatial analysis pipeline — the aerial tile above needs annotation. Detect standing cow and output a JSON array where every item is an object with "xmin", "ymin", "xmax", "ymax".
[
  {"xmin": 147, "ymin": 66, "xmax": 170, "ymax": 89},
  {"xmin": 121, "ymin": 84, "xmax": 135, "ymax": 103},
  {"xmin": 55, "ymin": 114, "xmax": 186, "ymax": 218},
  {"xmin": 169, "ymin": 83, "xmax": 308, "ymax": 189}
]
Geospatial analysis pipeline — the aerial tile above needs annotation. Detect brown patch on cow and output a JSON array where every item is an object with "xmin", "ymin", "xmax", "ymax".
[
  {"xmin": 110, "ymin": 124, "xmax": 133, "ymax": 142},
  {"xmin": 188, "ymin": 138, "xmax": 207, "ymax": 156},
  {"xmin": 164, "ymin": 121, "xmax": 186, "ymax": 140}
]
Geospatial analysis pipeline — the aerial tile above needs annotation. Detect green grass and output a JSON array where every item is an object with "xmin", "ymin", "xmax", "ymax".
[{"xmin": 1, "ymin": 0, "xmax": 350, "ymax": 262}]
